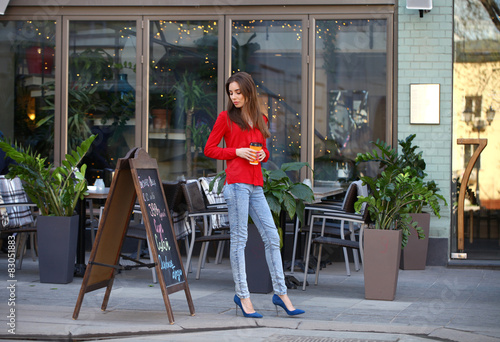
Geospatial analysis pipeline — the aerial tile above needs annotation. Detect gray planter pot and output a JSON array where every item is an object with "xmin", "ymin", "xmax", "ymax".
[
  {"xmin": 400, "ymin": 212, "xmax": 431, "ymax": 270},
  {"xmin": 37, "ymin": 215, "xmax": 79, "ymax": 284},
  {"xmin": 245, "ymin": 224, "xmax": 273, "ymax": 294},
  {"xmin": 363, "ymin": 229, "xmax": 402, "ymax": 301}
]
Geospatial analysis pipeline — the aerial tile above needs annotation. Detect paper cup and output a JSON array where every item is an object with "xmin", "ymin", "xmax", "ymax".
[{"xmin": 249, "ymin": 143, "xmax": 262, "ymax": 165}]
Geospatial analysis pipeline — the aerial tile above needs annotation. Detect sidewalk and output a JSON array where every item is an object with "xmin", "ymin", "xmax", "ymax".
[{"xmin": 1, "ymin": 251, "xmax": 500, "ymax": 342}]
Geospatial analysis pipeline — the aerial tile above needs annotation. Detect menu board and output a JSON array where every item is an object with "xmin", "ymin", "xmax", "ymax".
[
  {"xmin": 73, "ymin": 147, "xmax": 193, "ymax": 324},
  {"xmin": 135, "ymin": 168, "xmax": 184, "ymax": 287}
]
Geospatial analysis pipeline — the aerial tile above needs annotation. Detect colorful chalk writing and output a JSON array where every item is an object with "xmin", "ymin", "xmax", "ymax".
[{"xmin": 136, "ymin": 169, "xmax": 184, "ymax": 287}]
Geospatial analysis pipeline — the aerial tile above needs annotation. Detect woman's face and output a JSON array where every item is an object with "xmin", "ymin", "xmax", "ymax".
[{"xmin": 228, "ymin": 81, "xmax": 246, "ymax": 109}]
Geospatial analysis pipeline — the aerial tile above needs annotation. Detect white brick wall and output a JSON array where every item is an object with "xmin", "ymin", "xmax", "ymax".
[{"xmin": 398, "ymin": 0, "xmax": 453, "ymax": 239}]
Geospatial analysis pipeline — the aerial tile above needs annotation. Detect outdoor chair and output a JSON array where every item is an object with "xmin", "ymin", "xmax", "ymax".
[
  {"xmin": 163, "ymin": 180, "xmax": 192, "ymax": 268},
  {"xmin": 199, "ymin": 176, "xmax": 229, "ymax": 265},
  {"xmin": 291, "ymin": 180, "xmax": 360, "ymax": 276},
  {"xmin": 181, "ymin": 180, "xmax": 229, "ymax": 280},
  {"xmin": 301, "ymin": 181, "xmax": 371, "ymax": 290},
  {"xmin": 119, "ymin": 205, "xmax": 157, "ymax": 283},
  {"xmin": 0, "ymin": 175, "xmax": 38, "ymax": 269}
]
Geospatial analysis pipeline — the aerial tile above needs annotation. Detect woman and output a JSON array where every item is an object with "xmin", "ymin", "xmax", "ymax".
[{"xmin": 204, "ymin": 72, "xmax": 304, "ymax": 318}]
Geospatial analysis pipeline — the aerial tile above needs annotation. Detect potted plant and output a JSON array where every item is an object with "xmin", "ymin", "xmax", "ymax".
[
  {"xmin": 148, "ymin": 58, "xmax": 173, "ymax": 131},
  {"xmin": 354, "ymin": 136, "xmax": 446, "ymax": 300},
  {"xmin": 149, "ymin": 93, "xmax": 170, "ymax": 131},
  {"xmin": 356, "ymin": 134, "xmax": 447, "ymax": 269},
  {"xmin": 0, "ymin": 135, "xmax": 97, "ymax": 284}
]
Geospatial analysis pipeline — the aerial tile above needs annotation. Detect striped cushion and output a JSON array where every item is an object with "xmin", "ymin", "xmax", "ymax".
[
  {"xmin": 199, "ymin": 177, "xmax": 229, "ymax": 230},
  {"xmin": 0, "ymin": 176, "xmax": 34, "ymax": 229}
]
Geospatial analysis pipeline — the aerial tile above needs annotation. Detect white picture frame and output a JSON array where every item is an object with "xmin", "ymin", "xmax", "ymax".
[{"xmin": 410, "ymin": 83, "xmax": 440, "ymax": 125}]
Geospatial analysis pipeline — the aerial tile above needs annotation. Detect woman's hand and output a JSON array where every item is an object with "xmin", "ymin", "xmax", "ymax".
[
  {"xmin": 236, "ymin": 148, "xmax": 265, "ymax": 162},
  {"xmin": 257, "ymin": 149, "xmax": 266, "ymax": 162}
]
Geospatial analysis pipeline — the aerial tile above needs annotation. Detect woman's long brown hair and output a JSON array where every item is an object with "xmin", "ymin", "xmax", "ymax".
[{"xmin": 225, "ymin": 72, "xmax": 270, "ymax": 139}]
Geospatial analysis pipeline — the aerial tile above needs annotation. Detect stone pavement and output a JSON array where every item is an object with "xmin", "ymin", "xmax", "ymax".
[{"xmin": 1, "ymin": 251, "xmax": 500, "ymax": 342}]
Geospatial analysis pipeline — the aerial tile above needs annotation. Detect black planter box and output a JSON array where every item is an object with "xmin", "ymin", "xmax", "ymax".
[{"xmin": 245, "ymin": 224, "xmax": 273, "ymax": 294}]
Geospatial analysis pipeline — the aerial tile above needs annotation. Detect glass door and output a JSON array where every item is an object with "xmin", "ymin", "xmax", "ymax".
[
  {"xmin": 148, "ymin": 19, "xmax": 219, "ymax": 181},
  {"xmin": 229, "ymin": 17, "xmax": 306, "ymax": 181},
  {"xmin": 312, "ymin": 16, "xmax": 392, "ymax": 185},
  {"xmin": 0, "ymin": 19, "xmax": 57, "ymax": 163},
  {"xmin": 67, "ymin": 19, "xmax": 138, "ymax": 186},
  {"xmin": 453, "ymin": 0, "xmax": 500, "ymax": 260}
]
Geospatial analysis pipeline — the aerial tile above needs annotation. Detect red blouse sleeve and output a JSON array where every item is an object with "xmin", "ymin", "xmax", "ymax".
[{"xmin": 204, "ymin": 111, "xmax": 237, "ymax": 161}]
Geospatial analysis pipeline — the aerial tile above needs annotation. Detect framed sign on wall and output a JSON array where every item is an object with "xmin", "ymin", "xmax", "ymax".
[{"xmin": 410, "ymin": 83, "xmax": 440, "ymax": 124}]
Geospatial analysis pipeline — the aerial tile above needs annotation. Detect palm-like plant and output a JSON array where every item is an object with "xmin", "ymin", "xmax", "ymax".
[{"xmin": 0, "ymin": 135, "xmax": 96, "ymax": 216}]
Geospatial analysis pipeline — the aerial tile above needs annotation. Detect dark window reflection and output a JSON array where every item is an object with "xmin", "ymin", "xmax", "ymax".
[
  {"xmin": 68, "ymin": 21, "xmax": 136, "ymax": 185},
  {"xmin": 314, "ymin": 19, "xmax": 388, "ymax": 184},
  {"xmin": 0, "ymin": 20, "xmax": 56, "ymax": 162}
]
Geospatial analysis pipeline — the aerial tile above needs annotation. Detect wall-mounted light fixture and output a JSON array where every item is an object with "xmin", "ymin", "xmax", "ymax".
[
  {"xmin": 407, "ymin": 0, "xmax": 432, "ymax": 18},
  {"xmin": 0, "ymin": 0, "xmax": 10, "ymax": 15},
  {"xmin": 462, "ymin": 105, "xmax": 496, "ymax": 132},
  {"xmin": 486, "ymin": 106, "xmax": 496, "ymax": 125}
]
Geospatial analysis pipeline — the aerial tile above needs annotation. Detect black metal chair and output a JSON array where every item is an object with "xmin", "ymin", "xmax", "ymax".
[
  {"xmin": 181, "ymin": 181, "xmax": 230, "ymax": 280},
  {"xmin": 291, "ymin": 181, "xmax": 358, "ymax": 275},
  {"xmin": 199, "ymin": 176, "xmax": 229, "ymax": 265},
  {"xmin": 301, "ymin": 181, "xmax": 370, "ymax": 290}
]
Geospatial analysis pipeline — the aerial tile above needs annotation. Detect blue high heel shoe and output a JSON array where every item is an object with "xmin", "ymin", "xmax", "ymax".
[
  {"xmin": 234, "ymin": 295, "xmax": 263, "ymax": 318},
  {"xmin": 272, "ymin": 294, "xmax": 305, "ymax": 316}
]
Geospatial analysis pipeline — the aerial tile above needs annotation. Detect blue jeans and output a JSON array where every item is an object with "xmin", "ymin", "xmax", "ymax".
[{"xmin": 223, "ymin": 183, "xmax": 287, "ymax": 298}]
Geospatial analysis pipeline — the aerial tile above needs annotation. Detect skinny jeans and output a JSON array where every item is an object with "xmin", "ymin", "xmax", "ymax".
[{"xmin": 223, "ymin": 183, "xmax": 287, "ymax": 298}]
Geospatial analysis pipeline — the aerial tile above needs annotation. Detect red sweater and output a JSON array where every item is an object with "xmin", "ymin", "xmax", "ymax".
[{"xmin": 204, "ymin": 111, "xmax": 270, "ymax": 186}]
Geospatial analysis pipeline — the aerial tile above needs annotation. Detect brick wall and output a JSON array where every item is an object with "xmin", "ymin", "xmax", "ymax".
[{"xmin": 398, "ymin": 0, "xmax": 453, "ymax": 240}]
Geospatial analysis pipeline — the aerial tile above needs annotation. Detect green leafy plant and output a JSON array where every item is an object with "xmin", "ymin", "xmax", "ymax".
[
  {"xmin": 190, "ymin": 121, "xmax": 211, "ymax": 163},
  {"xmin": 69, "ymin": 48, "xmax": 113, "ymax": 89},
  {"xmin": 354, "ymin": 167, "xmax": 443, "ymax": 247},
  {"xmin": 39, "ymin": 48, "xmax": 113, "ymax": 152},
  {"xmin": 209, "ymin": 162, "xmax": 314, "ymax": 246},
  {"xmin": 261, "ymin": 162, "xmax": 314, "ymax": 233},
  {"xmin": 355, "ymin": 134, "xmax": 446, "ymax": 214},
  {"xmin": 354, "ymin": 135, "xmax": 447, "ymax": 247},
  {"xmin": 0, "ymin": 135, "xmax": 97, "ymax": 217}
]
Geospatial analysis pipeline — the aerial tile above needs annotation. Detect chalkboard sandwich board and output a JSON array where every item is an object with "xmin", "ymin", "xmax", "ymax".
[{"xmin": 73, "ymin": 148, "xmax": 194, "ymax": 324}]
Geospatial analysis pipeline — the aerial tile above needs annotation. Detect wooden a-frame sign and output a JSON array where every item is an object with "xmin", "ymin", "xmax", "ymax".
[{"xmin": 73, "ymin": 147, "xmax": 194, "ymax": 324}]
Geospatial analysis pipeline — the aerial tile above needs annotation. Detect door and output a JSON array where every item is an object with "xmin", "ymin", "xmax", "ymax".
[
  {"xmin": 65, "ymin": 18, "xmax": 141, "ymax": 186},
  {"xmin": 311, "ymin": 15, "xmax": 393, "ymax": 185},
  {"xmin": 228, "ymin": 16, "xmax": 307, "ymax": 181}
]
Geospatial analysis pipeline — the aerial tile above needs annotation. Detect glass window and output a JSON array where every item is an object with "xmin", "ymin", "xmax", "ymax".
[
  {"xmin": 453, "ymin": 0, "xmax": 500, "ymax": 258},
  {"xmin": 0, "ymin": 20, "xmax": 56, "ymax": 162},
  {"xmin": 314, "ymin": 19, "xmax": 387, "ymax": 184},
  {"xmin": 149, "ymin": 20, "xmax": 218, "ymax": 181},
  {"xmin": 231, "ymin": 19, "xmax": 303, "ymax": 176},
  {"xmin": 68, "ymin": 21, "xmax": 137, "ymax": 185}
]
